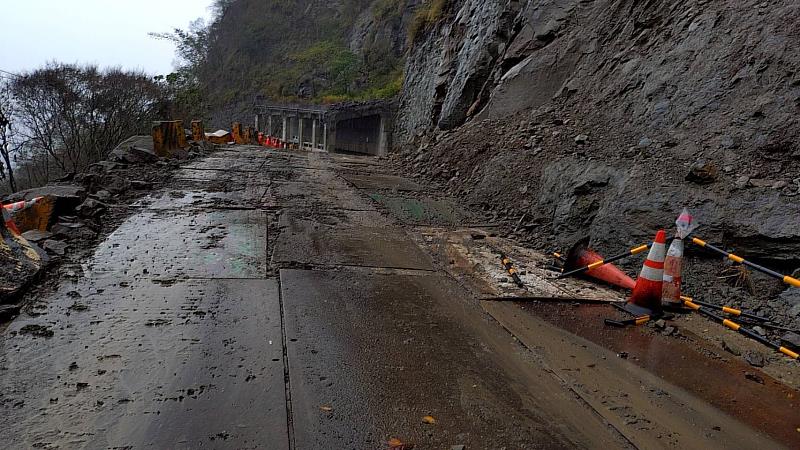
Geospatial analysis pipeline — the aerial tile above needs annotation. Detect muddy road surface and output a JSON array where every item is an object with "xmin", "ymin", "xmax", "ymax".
[{"xmin": 0, "ymin": 146, "xmax": 790, "ymax": 449}]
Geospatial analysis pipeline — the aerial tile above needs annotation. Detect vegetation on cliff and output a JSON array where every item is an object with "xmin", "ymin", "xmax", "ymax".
[{"xmin": 158, "ymin": 0, "xmax": 413, "ymax": 116}]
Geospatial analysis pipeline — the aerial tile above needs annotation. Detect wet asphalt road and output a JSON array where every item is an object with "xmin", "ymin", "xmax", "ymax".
[{"xmin": 0, "ymin": 147, "xmax": 786, "ymax": 449}]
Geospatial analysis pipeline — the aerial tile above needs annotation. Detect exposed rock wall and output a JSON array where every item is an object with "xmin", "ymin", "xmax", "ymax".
[{"xmin": 393, "ymin": 0, "xmax": 800, "ymax": 265}]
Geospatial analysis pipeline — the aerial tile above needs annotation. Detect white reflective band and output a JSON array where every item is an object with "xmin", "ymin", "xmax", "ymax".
[
  {"xmin": 640, "ymin": 265, "xmax": 663, "ymax": 281},
  {"xmin": 648, "ymin": 243, "xmax": 666, "ymax": 262},
  {"xmin": 666, "ymin": 240, "xmax": 683, "ymax": 257},
  {"xmin": 663, "ymin": 274, "xmax": 673, "ymax": 282}
]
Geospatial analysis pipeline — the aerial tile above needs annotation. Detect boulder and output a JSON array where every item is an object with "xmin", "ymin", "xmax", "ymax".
[
  {"xmin": 42, "ymin": 239, "xmax": 69, "ymax": 256},
  {"xmin": 781, "ymin": 332, "xmax": 800, "ymax": 350},
  {"xmin": 100, "ymin": 174, "xmax": 132, "ymax": 195},
  {"xmin": 4, "ymin": 184, "xmax": 84, "ymax": 205},
  {"xmin": 109, "ymin": 135, "xmax": 159, "ymax": 164},
  {"xmin": 51, "ymin": 222, "xmax": 97, "ymax": 241},
  {"xmin": 20, "ymin": 230, "xmax": 53, "ymax": 243},
  {"xmin": 0, "ymin": 220, "xmax": 45, "ymax": 301},
  {"xmin": 75, "ymin": 198, "xmax": 108, "ymax": 218},
  {"xmin": 686, "ymin": 161, "xmax": 718, "ymax": 184}
]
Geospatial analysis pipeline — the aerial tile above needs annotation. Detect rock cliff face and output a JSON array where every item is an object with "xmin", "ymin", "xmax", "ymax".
[{"xmin": 393, "ymin": 0, "xmax": 800, "ymax": 267}]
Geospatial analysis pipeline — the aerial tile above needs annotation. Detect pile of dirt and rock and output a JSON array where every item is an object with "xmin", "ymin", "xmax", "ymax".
[
  {"xmin": 0, "ymin": 137, "xmax": 217, "ymax": 318},
  {"xmin": 387, "ymin": 0, "xmax": 800, "ymax": 339},
  {"xmin": 390, "ymin": 104, "xmax": 800, "ymax": 339}
]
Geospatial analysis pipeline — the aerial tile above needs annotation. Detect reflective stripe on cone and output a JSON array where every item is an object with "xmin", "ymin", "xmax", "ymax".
[{"xmin": 626, "ymin": 230, "xmax": 667, "ymax": 315}]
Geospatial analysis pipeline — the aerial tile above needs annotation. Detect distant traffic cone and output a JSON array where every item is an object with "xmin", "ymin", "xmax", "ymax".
[
  {"xmin": 626, "ymin": 230, "xmax": 667, "ymax": 315},
  {"xmin": 564, "ymin": 239, "xmax": 636, "ymax": 290}
]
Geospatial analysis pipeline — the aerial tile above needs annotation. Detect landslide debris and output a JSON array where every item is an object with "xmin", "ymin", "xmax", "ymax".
[{"xmin": 388, "ymin": 1, "xmax": 800, "ymax": 337}]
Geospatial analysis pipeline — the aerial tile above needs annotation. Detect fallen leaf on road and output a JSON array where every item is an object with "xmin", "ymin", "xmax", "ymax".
[
  {"xmin": 388, "ymin": 438, "xmax": 414, "ymax": 449},
  {"xmin": 320, "ymin": 405, "xmax": 333, "ymax": 412},
  {"xmin": 422, "ymin": 415, "xmax": 436, "ymax": 424}
]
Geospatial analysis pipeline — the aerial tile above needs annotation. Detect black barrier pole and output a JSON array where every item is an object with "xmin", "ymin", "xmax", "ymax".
[{"xmin": 557, "ymin": 244, "xmax": 649, "ymax": 279}]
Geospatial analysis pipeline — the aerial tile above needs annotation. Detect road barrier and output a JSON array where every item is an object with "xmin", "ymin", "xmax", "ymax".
[
  {"xmin": 500, "ymin": 254, "xmax": 525, "ymax": 288},
  {"xmin": 625, "ymin": 230, "xmax": 667, "ymax": 315},
  {"xmin": 152, "ymin": 120, "xmax": 186, "ymax": 157},
  {"xmin": 191, "ymin": 120, "xmax": 205, "ymax": 142},
  {"xmin": 683, "ymin": 298, "xmax": 799, "ymax": 360},
  {"xmin": 2, "ymin": 204, "xmax": 20, "ymax": 235},
  {"xmin": 604, "ymin": 315, "xmax": 654, "ymax": 328},
  {"xmin": 680, "ymin": 296, "xmax": 769, "ymax": 322},
  {"xmin": 2, "ymin": 197, "xmax": 50, "ymax": 235},
  {"xmin": 232, "ymin": 122, "xmax": 244, "ymax": 145},
  {"xmin": 558, "ymin": 242, "xmax": 645, "ymax": 289},
  {"xmin": 691, "ymin": 237, "xmax": 800, "ymax": 288}
]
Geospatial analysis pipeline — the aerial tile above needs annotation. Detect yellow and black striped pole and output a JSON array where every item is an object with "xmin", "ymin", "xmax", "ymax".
[
  {"xmin": 604, "ymin": 315, "xmax": 653, "ymax": 328},
  {"xmin": 679, "ymin": 296, "xmax": 769, "ymax": 322},
  {"xmin": 500, "ymin": 254, "xmax": 525, "ymax": 288},
  {"xmin": 557, "ymin": 244, "xmax": 650, "ymax": 279},
  {"xmin": 691, "ymin": 237, "xmax": 800, "ymax": 288},
  {"xmin": 683, "ymin": 298, "xmax": 799, "ymax": 360}
]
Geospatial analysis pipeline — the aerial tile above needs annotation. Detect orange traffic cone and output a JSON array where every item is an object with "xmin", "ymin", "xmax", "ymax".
[
  {"xmin": 564, "ymin": 239, "xmax": 636, "ymax": 290},
  {"xmin": 662, "ymin": 208, "xmax": 696, "ymax": 309},
  {"xmin": 662, "ymin": 238, "xmax": 684, "ymax": 308},
  {"xmin": 626, "ymin": 230, "xmax": 667, "ymax": 315}
]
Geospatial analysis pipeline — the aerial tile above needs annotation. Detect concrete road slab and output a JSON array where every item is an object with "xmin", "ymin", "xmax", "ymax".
[
  {"xmin": 367, "ymin": 192, "xmax": 478, "ymax": 226},
  {"xmin": 135, "ymin": 189, "xmax": 268, "ymax": 211},
  {"xmin": 173, "ymin": 168, "xmax": 245, "ymax": 182},
  {"xmin": 280, "ymin": 268, "xmax": 622, "ymax": 449},
  {"xmin": 268, "ymin": 180, "xmax": 376, "ymax": 212},
  {"xmin": 272, "ymin": 215, "xmax": 433, "ymax": 270},
  {"xmin": 90, "ymin": 209, "xmax": 266, "ymax": 278},
  {"xmin": 342, "ymin": 173, "xmax": 425, "ymax": 192},
  {"xmin": 182, "ymin": 160, "xmax": 265, "ymax": 172},
  {"xmin": 0, "ymin": 278, "xmax": 288, "ymax": 449}
]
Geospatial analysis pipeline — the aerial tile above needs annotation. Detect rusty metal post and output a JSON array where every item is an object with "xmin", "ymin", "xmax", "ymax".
[
  {"xmin": 232, "ymin": 122, "xmax": 245, "ymax": 145},
  {"xmin": 191, "ymin": 120, "xmax": 205, "ymax": 142}
]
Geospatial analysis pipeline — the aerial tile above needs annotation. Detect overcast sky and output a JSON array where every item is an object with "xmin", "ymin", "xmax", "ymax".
[{"xmin": 1, "ymin": 0, "xmax": 214, "ymax": 77}]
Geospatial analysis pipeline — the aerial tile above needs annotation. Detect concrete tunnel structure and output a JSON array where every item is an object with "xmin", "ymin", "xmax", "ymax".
[{"xmin": 253, "ymin": 100, "xmax": 392, "ymax": 156}]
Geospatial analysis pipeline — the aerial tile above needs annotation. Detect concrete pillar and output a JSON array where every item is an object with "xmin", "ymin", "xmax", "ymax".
[
  {"xmin": 377, "ymin": 117, "xmax": 388, "ymax": 157},
  {"xmin": 298, "ymin": 116, "xmax": 304, "ymax": 149},
  {"xmin": 312, "ymin": 118, "xmax": 318, "ymax": 150},
  {"xmin": 268, "ymin": 115, "xmax": 273, "ymax": 136},
  {"xmin": 255, "ymin": 114, "xmax": 260, "ymax": 132},
  {"xmin": 282, "ymin": 115, "xmax": 288, "ymax": 141},
  {"xmin": 323, "ymin": 123, "xmax": 328, "ymax": 151}
]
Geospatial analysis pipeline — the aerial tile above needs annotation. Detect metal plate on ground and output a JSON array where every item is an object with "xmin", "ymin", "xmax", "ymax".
[
  {"xmin": 341, "ymin": 174, "xmax": 425, "ymax": 192},
  {"xmin": 280, "ymin": 268, "xmax": 610, "ymax": 449},
  {"xmin": 90, "ymin": 210, "xmax": 267, "ymax": 278},
  {"xmin": 272, "ymin": 214, "xmax": 433, "ymax": 270},
  {"xmin": 1, "ymin": 278, "xmax": 288, "ymax": 449},
  {"xmin": 268, "ymin": 180, "xmax": 376, "ymax": 212},
  {"xmin": 367, "ymin": 193, "xmax": 477, "ymax": 226}
]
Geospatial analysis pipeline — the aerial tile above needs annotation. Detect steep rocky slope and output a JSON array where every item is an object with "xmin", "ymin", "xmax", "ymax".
[
  {"xmin": 394, "ymin": 0, "xmax": 800, "ymax": 259},
  {"xmin": 390, "ymin": 0, "xmax": 800, "ymax": 328}
]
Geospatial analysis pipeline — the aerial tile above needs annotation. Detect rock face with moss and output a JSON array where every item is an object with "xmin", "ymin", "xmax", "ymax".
[{"xmin": 202, "ymin": 0, "xmax": 411, "ymax": 125}]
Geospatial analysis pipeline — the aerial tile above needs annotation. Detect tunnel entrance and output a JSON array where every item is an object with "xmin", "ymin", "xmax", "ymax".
[
  {"xmin": 254, "ymin": 100, "xmax": 391, "ymax": 155},
  {"xmin": 333, "ymin": 115, "xmax": 384, "ymax": 156}
]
